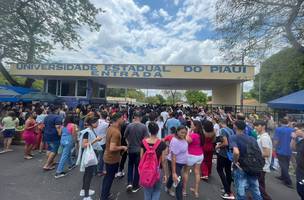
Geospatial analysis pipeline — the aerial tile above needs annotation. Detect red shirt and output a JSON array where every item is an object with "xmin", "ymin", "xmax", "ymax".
[{"xmin": 163, "ymin": 134, "xmax": 175, "ymax": 143}]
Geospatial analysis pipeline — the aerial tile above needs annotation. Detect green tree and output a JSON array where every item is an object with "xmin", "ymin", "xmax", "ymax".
[
  {"xmin": 106, "ymin": 88, "xmax": 146, "ymax": 102},
  {"xmin": 145, "ymin": 96, "xmax": 160, "ymax": 105},
  {"xmin": 0, "ymin": 73, "xmax": 43, "ymax": 90},
  {"xmin": 155, "ymin": 94, "xmax": 166, "ymax": 104},
  {"xmin": 127, "ymin": 89, "xmax": 145, "ymax": 102},
  {"xmin": 251, "ymin": 48, "xmax": 304, "ymax": 102},
  {"xmin": 0, "ymin": 0, "xmax": 102, "ymax": 87},
  {"xmin": 216, "ymin": 0, "xmax": 304, "ymax": 62},
  {"xmin": 243, "ymin": 92, "xmax": 253, "ymax": 99},
  {"xmin": 107, "ymin": 88, "xmax": 125, "ymax": 97},
  {"xmin": 163, "ymin": 90, "xmax": 183, "ymax": 105},
  {"xmin": 185, "ymin": 90, "xmax": 207, "ymax": 106}
]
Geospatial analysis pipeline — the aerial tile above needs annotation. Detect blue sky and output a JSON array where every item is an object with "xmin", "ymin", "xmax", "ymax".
[{"xmin": 51, "ymin": 0, "xmax": 253, "ymax": 94}]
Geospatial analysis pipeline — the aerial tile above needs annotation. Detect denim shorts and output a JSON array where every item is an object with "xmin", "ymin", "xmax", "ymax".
[
  {"xmin": 3, "ymin": 129, "xmax": 15, "ymax": 138},
  {"xmin": 187, "ymin": 154, "xmax": 204, "ymax": 166},
  {"xmin": 47, "ymin": 141, "xmax": 60, "ymax": 153}
]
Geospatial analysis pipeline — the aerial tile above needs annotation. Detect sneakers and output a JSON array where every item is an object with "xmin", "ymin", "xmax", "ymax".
[
  {"xmin": 221, "ymin": 193, "xmax": 235, "ymax": 200},
  {"xmin": 54, "ymin": 172, "xmax": 66, "ymax": 179},
  {"xmin": 132, "ymin": 186, "xmax": 141, "ymax": 193},
  {"xmin": 165, "ymin": 187, "xmax": 175, "ymax": 197},
  {"xmin": 68, "ymin": 164, "xmax": 76, "ymax": 171},
  {"xmin": 126, "ymin": 184, "xmax": 133, "ymax": 192},
  {"xmin": 83, "ymin": 197, "xmax": 93, "ymax": 200},
  {"xmin": 79, "ymin": 189, "xmax": 95, "ymax": 197},
  {"xmin": 115, "ymin": 171, "xmax": 125, "ymax": 178}
]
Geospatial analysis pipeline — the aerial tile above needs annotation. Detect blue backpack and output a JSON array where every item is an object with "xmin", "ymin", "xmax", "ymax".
[
  {"xmin": 222, "ymin": 127, "xmax": 234, "ymax": 161},
  {"xmin": 60, "ymin": 127, "xmax": 73, "ymax": 145}
]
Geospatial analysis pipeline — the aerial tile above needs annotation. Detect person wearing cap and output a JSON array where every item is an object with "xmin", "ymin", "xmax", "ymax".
[{"xmin": 100, "ymin": 112, "xmax": 127, "ymax": 200}]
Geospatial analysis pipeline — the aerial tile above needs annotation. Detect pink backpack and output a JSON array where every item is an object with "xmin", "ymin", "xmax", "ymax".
[{"xmin": 138, "ymin": 139, "xmax": 161, "ymax": 188}]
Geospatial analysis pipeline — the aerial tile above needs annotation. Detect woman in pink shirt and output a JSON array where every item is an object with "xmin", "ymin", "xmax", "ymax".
[
  {"xmin": 183, "ymin": 120, "xmax": 205, "ymax": 198},
  {"xmin": 23, "ymin": 112, "xmax": 38, "ymax": 160}
]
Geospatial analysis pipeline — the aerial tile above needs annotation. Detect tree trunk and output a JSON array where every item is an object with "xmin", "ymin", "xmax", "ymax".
[
  {"xmin": 0, "ymin": 61, "xmax": 21, "ymax": 86},
  {"xmin": 23, "ymin": 33, "xmax": 36, "ymax": 88},
  {"xmin": 285, "ymin": 0, "xmax": 304, "ymax": 53}
]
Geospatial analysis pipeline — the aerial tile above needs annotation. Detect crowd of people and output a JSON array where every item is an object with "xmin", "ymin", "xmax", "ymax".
[{"xmin": 0, "ymin": 102, "xmax": 303, "ymax": 200}]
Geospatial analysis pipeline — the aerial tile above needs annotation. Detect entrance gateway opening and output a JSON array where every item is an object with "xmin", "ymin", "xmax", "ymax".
[{"xmin": 9, "ymin": 63, "xmax": 255, "ymax": 106}]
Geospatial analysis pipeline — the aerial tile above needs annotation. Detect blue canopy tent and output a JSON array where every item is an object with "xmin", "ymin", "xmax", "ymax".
[
  {"xmin": 0, "ymin": 85, "xmax": 39, "ymax": 102},
  {"xmin": 267, "ymin": 90, "xmax": 304, "ymax": 110},
  {"xmin": 0, "ymin": 86, "xmax": 21, "ymax": 102},
  {"xmin": 17, "ymin": 91, "xmax": 64, "ymax": 104},
  {"xmin": 0, "ymin": 85, "xmax": 38, "ymax": 94}
]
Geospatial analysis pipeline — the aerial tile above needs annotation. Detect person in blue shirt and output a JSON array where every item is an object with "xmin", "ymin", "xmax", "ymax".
[
  {"xmin": 165, "ymin": 112, "xmax": 181, "ymax": 136},
  {"xmin": 43, "ymin": 105, "xmax": 63, "ymax": 171},
  {"xmin": 273, "ymin": 118, "xmax": 294, "ymax": 188}
]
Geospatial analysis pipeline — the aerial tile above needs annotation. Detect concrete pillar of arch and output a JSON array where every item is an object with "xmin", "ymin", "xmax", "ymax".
[{"xmin": 212, "ymin": 83, "xmax": 241, "ymax": 105}]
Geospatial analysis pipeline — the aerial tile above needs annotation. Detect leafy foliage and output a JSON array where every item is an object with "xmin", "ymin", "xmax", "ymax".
[
  {"xmin": 0, "ymin": 0, "xmax": 102, "ymax": 87},
  {"xmin": 144, "ymin": 94, "xmax": 166, "ymax": 105},
  {"xmin": 163, "ymin": 90, "xmax": 183, "ymax": 105},
  {"xmin": 145, "ymin": 96, "xmax": 160, "ymax": 105},
  {"xmin": 107, "ymin": 88, "xmax": 145, "ymax": 102},
  {"xmin": 155, "ymin": 94, "xmax": 166, "ymax": 104},
  {"xmin": 251, "ymin": 48, "xmax": 304, "ymax": 102},
  {"xmin": 0, "ymin": 73, "xmax": 43, "ymax": 90},
  {"xmin": 216, "ymin": 0, "xmax": 304, "ymax": 61},
  {"xmin": 184, "ymin": 90, "xmax": 207, "ymax": 106}
]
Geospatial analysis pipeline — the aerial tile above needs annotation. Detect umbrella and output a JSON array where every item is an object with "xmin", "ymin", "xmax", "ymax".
[{"xmin": 18, "ymin": 92, "xmax": 64, "ymax": 104}]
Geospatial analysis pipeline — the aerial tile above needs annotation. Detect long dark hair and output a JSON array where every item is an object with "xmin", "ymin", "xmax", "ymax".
[
  {"xmin": 193, "ymin": 120, "xmax": 205, "ymax": 146},
  {"xmin": 64, "ymin": 114, "xmax": 74, "ymax": 127}
]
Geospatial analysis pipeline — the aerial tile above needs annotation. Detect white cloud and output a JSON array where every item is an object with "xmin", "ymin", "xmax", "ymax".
[
  {"xmin": 51, "ymin": 0, "xmax": 221, "ymax": 65},
  {"xmin": 140, "ymin": 5, "xmax": 150, "ymax": 13},
  {"xmin": 158, "ymin": 8, "xmax": 172, "ymax": 21}
]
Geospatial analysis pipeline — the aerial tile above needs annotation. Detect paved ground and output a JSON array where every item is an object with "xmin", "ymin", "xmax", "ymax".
[{"xmin": 0, "ymin": 145, "xmax": 300, "ymax": 200}]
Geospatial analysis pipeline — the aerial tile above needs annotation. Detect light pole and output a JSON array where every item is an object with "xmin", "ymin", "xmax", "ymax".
[{"xmin": 258, "ymin": 62, "xmax": 262, "ymax": 104}]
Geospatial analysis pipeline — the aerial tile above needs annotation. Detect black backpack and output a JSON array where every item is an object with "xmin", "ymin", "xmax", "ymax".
[{"xmin": 239, "ymin": 138, "xmax": 265, "ymax": 177}]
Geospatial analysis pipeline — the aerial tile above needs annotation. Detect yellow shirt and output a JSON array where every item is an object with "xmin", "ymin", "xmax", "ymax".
[{"xmin": 2, "ymin": 116, "xmax": 19, "ymax": 130}]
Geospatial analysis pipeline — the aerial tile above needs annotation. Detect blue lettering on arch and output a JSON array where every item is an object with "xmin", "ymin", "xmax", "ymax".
[
  {"xmin": 210, "ymin": 66, "xmax": 219, "ymax": 72},
  {"xmin": 143, "ymin": 72, "xmax": 151, "ymax": 77},
  {"xmin": 184, "ymin": 66, "xmax": 193, "ymax": 72}
]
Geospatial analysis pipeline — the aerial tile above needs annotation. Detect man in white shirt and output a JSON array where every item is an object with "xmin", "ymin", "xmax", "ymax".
[
  {"xmin": 160, "ymin": 108, "xmax": 169, "ymax": 122},
  {"xmin": 254, "ymin": 120, "xmax": 273, "ymax": 200},
  {"xmin": 95, "ymin": 111, "xmax": 109, "ymax": 176}
]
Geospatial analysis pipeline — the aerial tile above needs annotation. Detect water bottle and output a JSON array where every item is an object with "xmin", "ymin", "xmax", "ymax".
[
  {"xmin": 216, "ymin": 142, "xmax": 221, "ymax": 154},
  {"xmin": 173, "ymin": 176, "xmax": 181, "ymax": 187}
]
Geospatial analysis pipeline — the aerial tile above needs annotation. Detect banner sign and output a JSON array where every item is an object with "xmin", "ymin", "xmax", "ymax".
[{"xmin": 10, "ymin": 63, "xmax": 254, "ymax": 80}]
